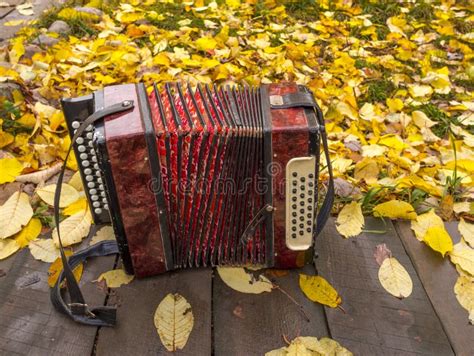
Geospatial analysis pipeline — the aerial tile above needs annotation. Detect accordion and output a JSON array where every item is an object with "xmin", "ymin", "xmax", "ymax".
[{"xmin": 61, "ymin": 82, "xmax": 333, "ymax": 278}]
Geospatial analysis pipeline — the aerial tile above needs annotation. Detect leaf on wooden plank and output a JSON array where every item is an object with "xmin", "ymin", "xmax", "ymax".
[
  {"xmin": 265, "ymin": 336, "xmax": 352, "ymax": 356},
  {"xmin": 373, "ymin": 200, "xmax": 417, "ymax": 220},
  {"xmin": 13, "ymin": 217, "xmax": 42, "ymax": 248},
  {"xmin": 68, "ymin": 171, "xmax": 84, "ymax": 191},
  {"xmin": 423, "ymin": 225, "xmax": 453, "ymax": 257},
  {"xmin": 0, "ymin": 157, "xmax": 24, "ymax": 184},
  {"xmin": 52, "ymin": 209, "xmax": 92, "ymax": 247},
  {"xmin": 97, "ymin": 269, "xmax": 134, "ymax": 288},
  {"xmin": 449, "ymin": 242, "xmax": 474, "ymax": 276},
  {"xmin": 29, "ymin": 239, "xmax": 60, "ymax": 263},
  {"xmin": 0, "ymin": 191, "xmax": 33, "ymax": 239},
  {"xmin": 335, "ymin": 201, "xmax": 364, "ymax": 238},
  {"xmin": 63, "ymin": 197, "xmax": 88, "ymax": 216},
  {"xmin": 0, "ymin": 239, "xmax": 21, "ymax": 260},
  {"xmin": 47, "ymin": 251, "xmax": 83, "ymax": 287},
  {"xmin": 299, "ymin": 274, "xmax": 342, "ymax": 308},
  {"xmin": 217, "ymin": 267, "xmax": 273, "ymax": 294},
  {"xmin": 410, "ymin": 209, "xmax": 444, "ymax": 241},
  {"xmin": 15, "ymin": 162, "xmax": 62, "ymax": 185},
  {"xmin": 439, "ymin": 194, "xmax": 454, "ymax": 220},
  {"xmin": 37, "ymin": 183, "xmax": 79, "ymax": 208},
  {"xmin": 378, "ymin": 257, "xmax": 413, "ymax": 298},
  {"xmin": 374, "ymin": 243, "xmax": 392, "ymax": 266},
  {"xmin": 90, "ymin": 225, "xmax": 115, "ymax": 245},
  {"xmin": 459, "ymin": 218, "xmax": 474, "ymax": 248},
  {"xmin": 154, "ymin": 293, "xmax": 194, "ymax": 352},
  {"xmin": 454, "ymin": 274, "xmax": 474, "ymax": 324}
]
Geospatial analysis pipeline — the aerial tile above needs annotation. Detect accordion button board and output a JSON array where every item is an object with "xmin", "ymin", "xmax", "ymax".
[{"xmin": 285, "ymin": 156, "xmax": 316, "ymax": 250}]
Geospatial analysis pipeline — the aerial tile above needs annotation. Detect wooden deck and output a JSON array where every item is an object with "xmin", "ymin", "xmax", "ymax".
[{"xmin": 1, "ymin": 218, "xmax": 473, "ymax": 356}]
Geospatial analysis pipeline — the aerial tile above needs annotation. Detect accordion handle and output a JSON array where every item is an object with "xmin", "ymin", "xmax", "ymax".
[
  {"xmin": 52, "ymin": 100, "xmax": 134, "ymax": 326},
  {"xmin": 241, "ymin": 204, "xmax": 274, "ymax": 243}
]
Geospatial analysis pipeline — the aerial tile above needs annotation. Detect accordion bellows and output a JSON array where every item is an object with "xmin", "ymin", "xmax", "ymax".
[{"xmin": 62, "ymin": 82, "xmax": 325, "ymax": 277}]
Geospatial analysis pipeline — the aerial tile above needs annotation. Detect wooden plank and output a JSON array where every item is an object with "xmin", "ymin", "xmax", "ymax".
[
  {"xmin": 213, "ymin": 265, "xmax": 330, "ymax": 355},
  {"xmin": 95, "ymin": 268, "xmax": 212, "ymax": 356},
  {"xmin": 0, "ymin": 225, "xmax": 116, "ymax": 356},
  {"xmin": 395, "ymin": 220, "xmax": 474, "ymax": 356},
  {"xmin": 315, "ymin": 218, "xmax": 454, "ymax": 355}
]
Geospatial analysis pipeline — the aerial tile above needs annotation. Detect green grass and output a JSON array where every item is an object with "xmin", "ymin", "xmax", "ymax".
[
  {"xmin": 358, "ymin": 78, "xmax": 396, "ymax": 105},
  {"xmin": 417, "ymin": 103, "xmax": 460, "ymax": 138},
  {"xmin": 408, "ymin": 2, "xmax": 434, "ymax": 22},
  {"xmin": 283, "ymin": 0, "xmax": 321, "ymax": 22},
  {"xmin": 357, "ymin": 0, "xmax": 401, "ymax": 40},
  {"xmin": 146, "ymin": 2, "xmax": 207, "ymax": 31}
]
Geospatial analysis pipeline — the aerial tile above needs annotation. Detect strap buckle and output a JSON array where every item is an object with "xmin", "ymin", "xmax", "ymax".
[{"xmin": 69, "ymin": 303, "xmax": 96, "ymax": 318}]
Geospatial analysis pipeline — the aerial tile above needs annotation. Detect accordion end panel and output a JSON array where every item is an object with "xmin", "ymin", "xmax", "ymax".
[{"xmin": 103, "ymin": 84, "xmax": 168, "ymax": 277}]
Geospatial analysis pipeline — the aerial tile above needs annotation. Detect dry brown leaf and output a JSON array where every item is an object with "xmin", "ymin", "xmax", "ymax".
[
  {"xmin": 15, "ymin": 162, "xmax": 62, "ymax": 185},
  {"xmin": 374, "ymin": 243, "xmax": 392, "ymax": 266}
]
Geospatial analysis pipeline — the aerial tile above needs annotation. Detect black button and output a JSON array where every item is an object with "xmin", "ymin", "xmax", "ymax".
[
  {"xmin": 299, "ymin": 223, "xmax": 304, "ymax": 228},
  {"xmin": 309, "ymin": 173, "xmax": 314, "ymax": 178},
  {"xmin": 308, "ymin": 198, "xmax": 313, "ymax": 203},
  {"xmin": 306, "ymin": 227, "xmax": 311, "ymax": 232},
  {"xmin": 307, "ymin": 220, "xmax": 312, "ymax": 225},
  {"xmin": 292, "ymin": 233, "xmax": 296, "ymax": 238},
  {"xmin": 292, "ymin": 181, "xmax": 297, "ymax": 186},
  {"xmin": 292, "ymin": 226, "xmax": 296, "ymax": 231},
  {"xmin": 300, "ymin": 201, "xmax": 304, "ymax": 206},
  {"xmin": 299, "ymin": 216, "xmax": 304, "ymax": 221},
  {"xmin": 292, "ymin": 212, "xmax": 297, "ymax": 217},
  {"xmin": 292, "ymin": 172, "xmax": 297, "ymax": 177},
  {"xmin": 300, "ymin": 177, "xmax": 306, "ymax": 182},
  {"xmin": 292, "ymin": 219, "xmax": 297, "ymax": 224},
  {"xmin": 300, "ymin": 185, "xmax": 305, "ymax": 190},
  {"xmin": 292, "ymin": 197, "xmax": 297, "ymax": 202},
  {"xmin": 300, "ymin": 209, "xmax": 304, "ymax": 214},
  {"xmin": 309, "ymin": 182, "xmax": 314, "ymax": 187},
  {"xmin": 307, "ymin": 213, "xmax": 312, "ymax": 218},
  {"xmin": 292, "ymin": 188, "xmax": 297, "ymax": 193},
  {"xmin": 299, "ymin": 230, "xmax": 304, "ymax": 235},
  {"xmin": 308, "ymin": 190, "xmax": 313, "ymax": 195},
  {"xmin": 300, "ymin": 193, "xmax": 305, "ymax": 198},
  {"xmin": 308, "ymin": 206, "xmax": 312, "ymax": 210},
  {"xmin": 292, "ymin": 204, "xmax": 297, "ymax": 209}
]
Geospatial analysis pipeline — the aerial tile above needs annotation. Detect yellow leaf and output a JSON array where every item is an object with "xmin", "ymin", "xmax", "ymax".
[
  {"xmin": 0, "ymin": 191, "xmax": 33, "ymax": 239},
  {"xmin": 386, "ymin": 98, "xmax": 404, "ymax": 112},
  {"xmin": 52, "ymin": 209, "xmax": 92, "ymax": 247},
  {"xmin": 0, "ymin": 239, "xmax": 21, "ymax": 260},
  {"xmin": 378, "ymin": 257, "xmax": 412, "ymax": 298},
  {"xmin": 410, "ymin": 209, "xmax": 445, "ymax": 241},
  {"xmin": 361, "ymin": 144, "xmax": 387, "ymax": 158},
  {"xmin": 217, "ymin": 267, "xmax": 272, "ymax": 294},
  {"xmin": 68, "ymin": 171, "xmax": 84, "ymax": 191},
  {"xmin": 13, "ymin": 217, "xmax": 42, "ymax": 248},
  {"xmin": 412, "ymin": 110, "xmax": 436, "ymax": 128},
  {"xmin": 3, "ymin": 19, "xmax": 26, "ymax": 26},
  {"xmin": 423, "ymin": 226, "xmax": 453, "ymax": 257},
  {"xmin": 63, "ymin": 198, "xmax": 88, "ymax": 216},
  {"xmin": 336, "ymin": 202, "xmax": 364, "ymax": 238},
  {"xmin": 454, "ymin": 275, "xmax": 474, "ymax": 324},
  {"xmin": 47, "ymin": 251, "xmax": 83, "ymax": 287},
  {"xmin": 449, "ymin": 242, "xmax": 474, "ymax": 276},
  {"xmin": 0, "ymin": 130, "xmax": 14, "ymax": 148},
  {"xmin": 90, "ymin": 225, "xmax": 115, "ymax": 245},
  {"xmin": 408, "ymin": 84, "xmax": 433, "ymax": 98},
  {"xmin": 373, "ymin": 200, "xmax": 417, "ymax": 220},
  {"xmin": 225, "ymin": 0, "xmax": 240, "ymax": 9},
  {"xmin": 0, "ymin": 157, "xmax": 24, "ymax": 184},
  {"xmin": 97, "ymin": 269, "xmax": 134, "ymax": 288},
  {"xmin": 154, "ymin": 293, "xmax": 194, "ymax": 352},
  {"xmin": 195, "ymin": 37, "xmax": 217, "ymax": 51},
  {"xmin": 354, "ymin": 158, "xmax": 379, "ymax": 184},
  {"xmin": 445, "ymin": 159, "xmax": 474, "ymax": 173},
  {"xmin": 9, "ymin": 36, "xmax": 25, "ymax": 64},
  {"xmin": 37, "ymin": 183, "xmax": 80, "ymax": 208},
  {"xmin": 29, "ymin": 239, "xmax": 60, "ymax": 263},
  {"xmin": 377, "ymin": 134, "xmax": 408, "ymax": 151},
  {"xmin": 459, "ymin": 218, "xmax": 474, "ymax": 248},
  {"xmin": 299, "ymin": 274, "xmax": 341, "ymax": 308},
  {"xmin": 266, "ymin": 336, "xmax": 352, "ymax": 356}
]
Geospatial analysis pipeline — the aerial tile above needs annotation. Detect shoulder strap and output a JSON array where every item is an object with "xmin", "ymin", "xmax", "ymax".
[{"xmin": 52, "ymin": 100, "xmax": 134, "ymax": 326}]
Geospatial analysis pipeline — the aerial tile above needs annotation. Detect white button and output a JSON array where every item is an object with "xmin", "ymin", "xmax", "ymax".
[
  {"xmin": 97, "ymin": 178, "xmax": 102, "ymax": 184},
  {"xmin": 88, "ymin": 141, "xmax": 93, "ymax": 147},
  {"xmin": 89, "ymin": 189, "xmax": 97, "ymax": 195},
  {"xmin": 94, "ymin": 208, "xmax": 102, "ymax": 214},
  {"xmin": 72, "ymin": 121, "xmax": 80, "ymax": 129},
  {"xmin": 87, "ymin": 182, "xmax": 95, "ymax": 188},
  {"xmin": 91, "ymin": 156, "xmax": 97, "ymax": 162},
  {"xmin": 86, "ymin": 132, "xmax": 93, "ymax": 139},
  {"xmin": 77, "ymin": 145, "xmax": 86, "ymax": 152},
  {"xmin": 91, "ymin": 195, "xmax": 99, "ymax": 201},
  {"xmin": 84, "ymin": 168, "xmax": 92, "ymax": 175},
  {"xmin": 82, "ymin": 160, "xmax": 90, "ymax": 167},
  {"xmin": 80, "ymin": 153, "xmax": 88, "ymax": 160},
  {"xmin": 76, "ymin": 137, "xmax": 84, "ymax": 144},
  {"xmin": 101, "ymin": 191, "xmax": 106, "ymax": 197},
  {"xmin": 73, "ymin": 129, "xmax": 77, "ymax": 134},
  {"xmin": 93, "ymin": 201, "xmax": 100, "ymax": 208},
  {"xmin": 94, "ymin": 164, "xmax": 99, "ymax": 170},
  {"xmin": 86, "ymin": 175, "xmax": 94, "ymax": 182},
  {"xmin": 86, "ymin": 125, "xmax": 93, "ymax": 131},
  {"xmin": 99, "ymin": 184, "xmax": 104, "ymax": 190},
  {"xmin": 89, "ymin": 149, "xmax": 95, "ymax": 155},
  {"xmin": 104, "ymin": 204, "xmax": 109, "ymax": 210},
  {"xmin": 102, "ymin": 198, "xmax": 108, "ymax": 203},
  {"xmin": 96, "ymin": 171, "xmax": 101, "ymax": 177}
]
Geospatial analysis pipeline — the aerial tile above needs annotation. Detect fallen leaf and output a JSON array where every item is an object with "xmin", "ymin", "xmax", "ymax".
[
  {"xmin": 154, "ymin": 293, "xmax": 194, "ymax": 352},
  {"xmin": 217, "ymin": 267, "xmax": 273, "ymax": 294},
  {"xmin": 335, "ymin": 201, "xmax": 364, "ymax": 238},
  {"xmin": 439, "ymin": 194, "xmax": 454, "ymax": 220},
  {"xmin": 47, "ymin": 251, "xmax": 83, "ymax": 287},
  {"xmin": 373, "ymin": 200, "xmax": 417, "ymax": 220},
  {"xmin": 378, "ymin": 257, "xmax": 412, "ymax": 298},
  {"xmin": 3, "ymin": 19, "xmax": 26, "ymax": 26},
  {"xmin": 411, "ymin": 209, "xmax": 444, "ymax": 241},
  {"xmin": 16, "ymin": 162, "xmax": 62, "ymax": 185},
  {"xmin": 0, "ymin": 239, "xmax": 21, "ymax": 260},
  {"xmin": 12, "ymin": 217, "xmax": 41, "ymax": 248},
  {"xmin": 459, "ymin": 218, "xmax": 474, "ymax": 248},
  {"xmin": 90, "ymin": 225, "xmax": 115, "ymax": 245},
  {"xmin": 423, "ymin": 225, "xmax": 453, "ymax": 257},
  {"xmin": 0, "ymin": 191, "xmax": 33, "ymax": 239},
  {"xmin": 63, "ymin": 197, "xmax": 88, "ymax": 216},
  {"xmin": 454, "ymin": 274, "xmax": 474, "ymax": 324},
  {"xmin": 37, "ymin": 183, "xmax": 80, "ymax": 208},
  {"xmin": 0, "ymin": 157, "xmax": 23, "ymax": 184},
  {"xmin": 68, "ymin": 171, "xmax": 84, "ymax": 191},
  {"xmin": 52, "ymin": 209, "xmax": 92, "ymax": 247},
  {"xmin": 16, "ymin": 3, "xmax": 34, "ymax": 16},
  {"xmin": 97, "ymin": 269, "xmax": 134, "ymax": 288},
  {"xmin": 299, "ymin": 274, "xmax": 342, "ymax": 308},
  {"xmin": 265, "ymin": 336, "xmax": 352, "ymax": 356},
  {"xmin": 374, "ymin": 243, "xmax": 392, "ymax": 266},
  {"xmin": 29, "ymin": 238, "xmax": 60, "ymax": 263},
  {"xmin": 449, "ymin": 242, "xmax": 474, "ymax": 276}
]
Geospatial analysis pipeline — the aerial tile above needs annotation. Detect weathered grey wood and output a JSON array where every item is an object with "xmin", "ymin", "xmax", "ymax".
[
  {"xmin": 0, "ymin": 227, "xmax": 115, "ymax": 356},
  {"xmin": 315, "ymin": 218, "xmax": 454, "ymax": 355},
  {"xmin": 95, "ymin": 268, "xmax": 212, "ymax": 356},
  {"xmin": 213, "ymin": 265, "xmax": 329, "ymax": 356},
  {"xmin": 395, "ymin": 220, "xmax": 474, "ymax": 356}
]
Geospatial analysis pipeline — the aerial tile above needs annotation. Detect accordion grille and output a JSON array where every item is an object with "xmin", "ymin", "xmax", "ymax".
[{"xmin": 148, "ymin": 83, "xmax": 267, "ymax": 268}]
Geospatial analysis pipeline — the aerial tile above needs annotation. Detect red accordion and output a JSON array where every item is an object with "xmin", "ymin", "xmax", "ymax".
[{"xmin": 62, "ymin": 82, "xmax": 333, "ymax": 278}]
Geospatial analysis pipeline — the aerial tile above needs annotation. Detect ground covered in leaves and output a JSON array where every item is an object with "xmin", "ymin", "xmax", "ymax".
[{"xmin": 0, "ymin": 0, "xmax": 473, "ymax": 346}]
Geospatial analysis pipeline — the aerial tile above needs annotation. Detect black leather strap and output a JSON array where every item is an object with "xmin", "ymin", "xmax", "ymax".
[
  {"xmin": 269, "ymin": 92, "xmax": 317, "ymax": 109},
  {"xmin": 52, "ymin": 100, "xmax": 134, "ymax": 326}
]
